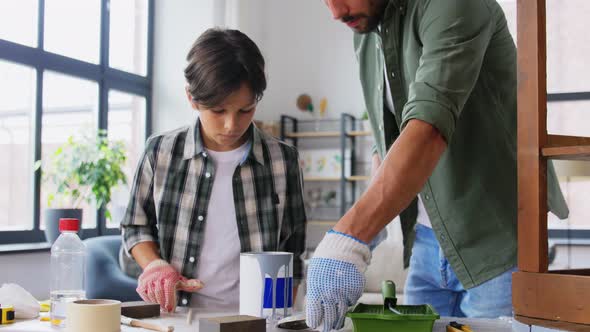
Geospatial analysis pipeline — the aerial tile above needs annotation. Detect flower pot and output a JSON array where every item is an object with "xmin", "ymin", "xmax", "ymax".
[{"xmin": 44, "ymin": 208, "xmax": 82, "ymax": 244}]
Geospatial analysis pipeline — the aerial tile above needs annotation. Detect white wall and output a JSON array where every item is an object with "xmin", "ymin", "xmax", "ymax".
[
  {"xmin": 0, "ymin": 252, "xmax": 50, "ymax": 299},
  {"xmin": 151, "ymin": 0, "xmax": 223, "ymax": 133},
  {"xmin": 151, "ymin": 0, "xmax": 365, "ymax": 132},
  {"xmin": 238, "ymin": 1, "xmax": 366, "ymax": 122}
]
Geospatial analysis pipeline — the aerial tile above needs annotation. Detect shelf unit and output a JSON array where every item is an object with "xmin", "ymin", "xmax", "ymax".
[
  {"xmin": 513, "ymin": 1, "xmax": 590, "ymax": 329},
  {"xmin": 280, "ymin": 113, "xmax": 371, "ymax": 222}
]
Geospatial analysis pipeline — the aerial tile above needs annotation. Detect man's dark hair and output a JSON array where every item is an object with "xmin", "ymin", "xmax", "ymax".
[{"xmin": 184, "ymin": 28, "xmax": 266, "ymax": 108}]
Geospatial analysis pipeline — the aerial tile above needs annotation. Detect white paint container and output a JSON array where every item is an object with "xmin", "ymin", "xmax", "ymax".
[{"xmin": 239, "ymin": 252, "xmax": 293, "ymax": 322}]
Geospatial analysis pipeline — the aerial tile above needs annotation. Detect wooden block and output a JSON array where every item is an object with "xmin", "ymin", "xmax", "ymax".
[
  {"xmin": 513, "ymin": 271, "xmax": 590, "ymax": 325},
  {"xmin": 199, "ymin": 315, "xmax": 266, "ymax": 332},
  {"xmin": 120, "ymin": 301, "xmax": 160, "ymax": 319}
]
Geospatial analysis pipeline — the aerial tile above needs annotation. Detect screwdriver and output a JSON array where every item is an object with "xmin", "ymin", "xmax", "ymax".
[{"xmin": 447, "ymin": 321, "xmax": 474, "ymax": 332}]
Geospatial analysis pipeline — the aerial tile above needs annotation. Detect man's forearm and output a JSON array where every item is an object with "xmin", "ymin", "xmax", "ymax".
[
  {"xmin": 131, "ymin": 241, "xmax": 162, "ymax": 269},
  {"xmin": 334, "ymin": 119, "xmax": 447, "ymax": 243}
]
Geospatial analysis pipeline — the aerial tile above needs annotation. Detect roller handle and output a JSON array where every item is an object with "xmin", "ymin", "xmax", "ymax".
[
  {"xmin": 381, "ymin": 280, "xmax": 397, "ymax": 308},
  {"xmin": 122, "ymin": 315, "xmax": 174, "ymax": 332}
]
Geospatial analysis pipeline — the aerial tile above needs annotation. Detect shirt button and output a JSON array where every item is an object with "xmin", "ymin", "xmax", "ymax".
[
  {"xmin": 205, "ymin": 172, "xmax": 211, "ymax": 178},
  {"xmin": 391, "ymin": 71, "xmax": 395, "ymax": 78},
  {"xmin": 198, "ymin": 215, "xmax": 204, "ymax": 221},
  {"xmin": 379, "ymin": 125, "xmax": 384, "ymax": 131},
  {"xmin": 385, "ymin": 28, "xmax": 389, "ymax": 34},
  {"xmin": 377, "ymin": 84, "xmax": 382, "ymax": 91},
  {"xmin": 440, "ymin": 234, "xmax": 446, "ymax": 241},
  {"xmin": 376, "ymin": 44, "xmax": 380, "ymax": 50},
  {"xmin": 425, "ymin": 194, "xmax": 430, "ymax": 201},
  {"xmin": 182, "ymin": 298, "xmax": 188, "ymax": 305},
  {"xmin": 189, "ymin": 256, "xmax": 195, "ymax": 263}
]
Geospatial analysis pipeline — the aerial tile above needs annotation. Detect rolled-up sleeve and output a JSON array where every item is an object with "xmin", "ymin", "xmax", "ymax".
[
  {"xmin": 279, "ymin": 148, "xmax": 307, "ymax": 285},
  {"xmin": 120, "ymin": 140, "xmax": 159, "ymax": 255},
  {"xmin": 401, "ymin": 0, "xmax": 494, "ymax": 143}
]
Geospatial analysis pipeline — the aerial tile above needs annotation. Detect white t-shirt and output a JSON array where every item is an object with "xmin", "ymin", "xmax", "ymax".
[
  {"xmin": 190, "ymin": 141, "xmax": 250, "ymax": 310},
  {"xmin": 383, "ymin": 60, "xmax": 432, "ymax": 228}
]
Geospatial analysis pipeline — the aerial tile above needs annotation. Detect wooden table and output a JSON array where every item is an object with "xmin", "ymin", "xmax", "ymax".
[{"xmin": 0, "ymin": 309, "xmax": 514, "ymax": 332}]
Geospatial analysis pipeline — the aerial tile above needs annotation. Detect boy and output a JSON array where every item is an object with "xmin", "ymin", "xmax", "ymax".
[{"xmin": 121, "ymin": 28, "xmax": 306, "ymax": 312}]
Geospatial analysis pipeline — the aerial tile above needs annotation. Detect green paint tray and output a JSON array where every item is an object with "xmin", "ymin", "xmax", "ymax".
[{"xmin": 347, "ymin": 280, "xmax": 440, "ymax": 332}]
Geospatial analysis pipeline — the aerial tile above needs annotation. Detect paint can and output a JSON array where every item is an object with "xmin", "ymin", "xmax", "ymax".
[{"xmin": 239, "ymin": 252, "xmax": 293, "ymax": 322}]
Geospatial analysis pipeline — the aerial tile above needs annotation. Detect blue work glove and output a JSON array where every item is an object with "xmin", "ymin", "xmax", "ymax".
[{"xmin": 306, "ymin": 230, "xmax": 371, "ymax": 331}]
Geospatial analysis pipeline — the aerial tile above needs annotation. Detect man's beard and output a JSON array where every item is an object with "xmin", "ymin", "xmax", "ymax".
[
  {"xmin": 363, "ymin": 14, "xmax": 382, "ymax": 32},
  {"xmin": 341, "ymin": 0, "xmax": 388, "ymax": 34}
]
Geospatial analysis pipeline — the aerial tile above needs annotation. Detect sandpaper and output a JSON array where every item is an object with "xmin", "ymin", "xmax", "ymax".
[
  {"xmin": 120, "ymin": 301, "xmax": 160, "ymax": 319},
  {"xmin": 199, "ymin": 315, "xmax": 266, "ymax": 332}
]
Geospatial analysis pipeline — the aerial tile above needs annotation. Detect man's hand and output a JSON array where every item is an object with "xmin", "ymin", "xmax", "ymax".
[
  {"xmin": 136, "ymin": 259, "xmax": 203, "ymax": 312},
  {"xmin": 306, "ymin": 230, "xmax": 371, "ymax": 331}
]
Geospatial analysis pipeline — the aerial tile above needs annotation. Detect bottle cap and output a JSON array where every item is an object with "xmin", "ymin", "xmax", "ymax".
[{"xmin": 59, "ymin": 218, "xmax": 80, "ymax": 232}]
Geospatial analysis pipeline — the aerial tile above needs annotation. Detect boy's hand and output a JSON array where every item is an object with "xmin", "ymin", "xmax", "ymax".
[{"xmin": 136, "ymin": 259, "xmax": 203, "ymax": 312}]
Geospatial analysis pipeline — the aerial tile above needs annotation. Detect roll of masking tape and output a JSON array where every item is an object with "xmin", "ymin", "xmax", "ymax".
[{"xmin": 66, "ymin": 299, "xmax": 121, "ymax": 332}]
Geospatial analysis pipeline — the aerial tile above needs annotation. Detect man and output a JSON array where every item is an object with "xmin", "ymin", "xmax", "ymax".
[
  {"xmin": 121, "ymin": 28, "xmax": 306, "ymax": 313},
  {"xmin": 306, "ymin": 0, "xmax": 568, "ymax": 330}
]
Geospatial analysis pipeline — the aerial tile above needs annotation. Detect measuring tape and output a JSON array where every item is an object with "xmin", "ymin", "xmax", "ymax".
[{"xmin": 0, "ymin": 305, "xmax": 15, "ymax": 324}]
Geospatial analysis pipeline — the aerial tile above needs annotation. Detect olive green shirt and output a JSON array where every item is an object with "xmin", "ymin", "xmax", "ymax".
[{"xmin": 354, "ymin": 0, "xmax": 569, "ymax": 288}]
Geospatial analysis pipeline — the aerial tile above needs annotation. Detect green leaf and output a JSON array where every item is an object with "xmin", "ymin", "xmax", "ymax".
[{"xmin": 39, "ymin": 130, "xmax": 129, "ymax": 209}]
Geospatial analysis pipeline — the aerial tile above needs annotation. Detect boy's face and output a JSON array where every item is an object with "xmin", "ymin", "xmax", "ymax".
[
  {"xmin": 187, "ymin": 82, "xmax": 257, "ymax": 152},
  {"xmin": 324, "ymin": 0, "xmax": 388, "ymax": 33}
]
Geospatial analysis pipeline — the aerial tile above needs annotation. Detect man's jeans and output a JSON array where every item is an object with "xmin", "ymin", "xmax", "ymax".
[{"xmin": 404, "ymin": 224, "xmax": 516, "ymax": 318}]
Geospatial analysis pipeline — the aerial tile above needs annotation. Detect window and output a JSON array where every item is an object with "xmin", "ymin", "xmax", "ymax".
[
  {"xmin": 0, "ymin": 0, "xmax": 153, "ymax": 245},
  {"xmin": 44, "ymin": 0, "xmax": 101, "ymax": 64},
  {"xmin": 106, "ymin": 90, "xmax": 147, "ymax": 229},
  {"xmin": 0, "ymin": 1, "xmax": 38, "ymax": 47},
  {"xmin": 498, "ymin": 1, "xmax": 590, "ymax": 240},
  {"xmin": 498, "ymin": 0, "xmax": 590, "ymax": 93},
  {"xmin": 41, "ymin": 72, "xmax": 99, "ymax": 229},
  {"xmin": 109, "ymin": 0, "xmax": 149, "ymax": 76},
  {"xmin": 0, "ymin": 61, "xmax": 35, "ymax": 231}
]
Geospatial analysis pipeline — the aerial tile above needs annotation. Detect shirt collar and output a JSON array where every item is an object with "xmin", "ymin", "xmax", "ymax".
[
  {"xmin": 183, "ymin": 117, "xmax": 266, "ymax": 166},
  {"xmin": 392, "ymin": 0, "xmax": 407, "ymax": 14},
  {"xmin": 380, "ymin": 0, "xmax": 407, "ymax": 28}
]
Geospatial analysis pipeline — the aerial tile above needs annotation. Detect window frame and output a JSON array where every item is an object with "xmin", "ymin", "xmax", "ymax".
[{"xmin": 0, "ymin": 0, "xmax": 154, "ymax": 244}]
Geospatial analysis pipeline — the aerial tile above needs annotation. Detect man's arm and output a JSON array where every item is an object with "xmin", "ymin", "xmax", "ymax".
[
  {"xmin": 370, "ymin": 153, "xmax": 381, "ymax": 184},
  {"xmin": 334, "ymin": 119, "xmax": 446, "ymax": 243}
]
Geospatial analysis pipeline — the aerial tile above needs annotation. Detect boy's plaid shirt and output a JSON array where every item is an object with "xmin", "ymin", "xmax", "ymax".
[{"xmin": 121, "ymin": 119, "xmax": 307, "ymax": 305}]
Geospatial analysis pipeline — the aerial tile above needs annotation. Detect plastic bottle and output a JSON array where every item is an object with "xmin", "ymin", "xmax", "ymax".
[{"xmin": 50, "ymin": 218, "xmax": 86, "ymax": 328}]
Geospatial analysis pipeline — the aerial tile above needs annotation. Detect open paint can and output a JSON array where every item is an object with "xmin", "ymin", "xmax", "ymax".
[{"xmin": 239, "ymin": 252, "xmax": 293, "ymax": 322}]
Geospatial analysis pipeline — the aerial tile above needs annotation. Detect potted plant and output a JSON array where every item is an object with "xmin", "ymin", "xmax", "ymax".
[
  {"xmin": 360, "ymin": 110, "xmax": 370, "ymax": 131},
  {"xmin": 35, "ymin": 129, "xmax": 127, "ymax": 243}
]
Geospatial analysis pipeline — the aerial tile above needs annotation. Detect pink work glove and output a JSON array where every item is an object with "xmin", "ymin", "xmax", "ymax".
[{"xmin": 136, "ymin": 259, "xmax": 204, "ymax": 312}]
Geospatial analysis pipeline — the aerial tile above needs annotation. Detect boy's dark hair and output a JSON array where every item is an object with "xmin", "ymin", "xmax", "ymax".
[{"xmin": 184, "ymin": 28, "xmax": 266, "ymax": 108}]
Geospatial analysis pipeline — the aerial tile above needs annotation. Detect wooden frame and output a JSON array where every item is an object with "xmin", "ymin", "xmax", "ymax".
[{"xmin": 515, "ymin": 0, "xmax": 590, "ymax": 328}]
